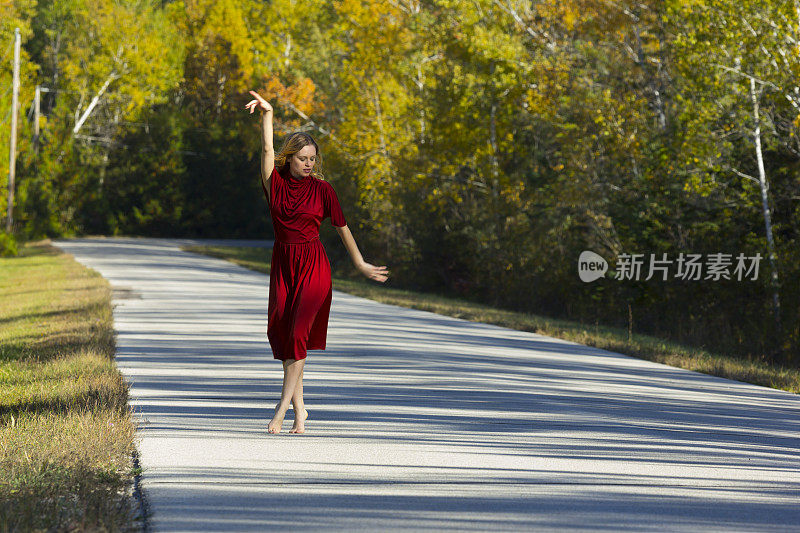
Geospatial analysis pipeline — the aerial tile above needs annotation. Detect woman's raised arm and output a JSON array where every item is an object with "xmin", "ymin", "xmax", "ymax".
[
  {"xmin": 245, "ymin": 90, "xmax": 275, "ymax": 189},
  {"xmin": 260, "ymin": 111, "xmax": 275, "ymax": 188}
]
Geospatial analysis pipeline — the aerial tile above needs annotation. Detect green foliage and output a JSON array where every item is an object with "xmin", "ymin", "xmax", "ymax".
[
  {"xmin": 0, "ymin": 0, "xmax": 798, "ymax": 362},
  {"xmin": 0, "ymin": 231, "xmax": 17, "ymax": 257}
]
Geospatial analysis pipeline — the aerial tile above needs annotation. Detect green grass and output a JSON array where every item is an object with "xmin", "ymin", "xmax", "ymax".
[
  {"xmin": 182, "ymin": 244, "xmax": 800, "ymax": 394},
  {"xmin": 0, "ymin": 240, "xmax": 140, "ymax": 531}
]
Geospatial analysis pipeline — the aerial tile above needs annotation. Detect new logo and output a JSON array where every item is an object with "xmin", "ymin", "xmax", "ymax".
[{"xmin": 578, "ymin": 251, "xmax": 608, "ymax": 282}]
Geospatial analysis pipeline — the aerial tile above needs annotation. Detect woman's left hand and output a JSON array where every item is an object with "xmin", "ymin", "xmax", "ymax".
[{"xmin": 358, "ymin": 261, "xmax": 389, "ymax": 283}]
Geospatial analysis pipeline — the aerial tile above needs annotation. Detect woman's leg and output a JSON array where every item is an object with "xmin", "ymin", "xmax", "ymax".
[
  {"xmin": 289, "ymin": 364, "xmax": 307, "ymax": 433},
  {"xmin": 267, "ymin": 358, "xmax": 306, "ymax": 433},
  {"xmin": 291, "ymin": 363, "xmax": 304, "ymax": 412}
]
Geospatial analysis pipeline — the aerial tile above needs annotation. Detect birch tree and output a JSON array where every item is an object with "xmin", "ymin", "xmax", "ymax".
[{"xmin": 670, "ymin": 0, "xmax": 800, "ymax": 354}]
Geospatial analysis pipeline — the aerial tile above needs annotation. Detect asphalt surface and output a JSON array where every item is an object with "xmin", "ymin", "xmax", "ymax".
[{"xmin": 51, "ymin": 237, "xmax": 800, "ymax": 532}]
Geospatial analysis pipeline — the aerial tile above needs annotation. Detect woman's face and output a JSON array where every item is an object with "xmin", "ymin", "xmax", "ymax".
[{"xmin": 290, "ymin": 145, "xmax": 317, "ymax": 178}]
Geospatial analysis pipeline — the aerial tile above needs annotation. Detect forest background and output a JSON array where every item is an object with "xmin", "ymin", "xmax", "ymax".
[{"xmin": 2, "ymin": 0, "xmax": 799, "ymax": 364}]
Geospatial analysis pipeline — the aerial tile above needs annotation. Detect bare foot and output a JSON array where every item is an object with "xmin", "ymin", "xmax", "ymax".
[
  {"xmin": 289, "ymin": 408, "xmax": 308, "ymax": 434},
  {"xmin": 267, "ymin": 402, "xmax": 285, "ymax": 434}
]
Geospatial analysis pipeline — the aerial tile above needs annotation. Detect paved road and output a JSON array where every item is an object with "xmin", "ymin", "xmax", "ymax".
[{"xmin": 51, "ymin": 237, "xmax": 800, "ymax": 532}]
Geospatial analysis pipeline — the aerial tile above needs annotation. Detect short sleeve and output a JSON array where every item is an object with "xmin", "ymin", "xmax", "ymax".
[{"xmin": 322, "ymin": 182, "xmax": 347, "ymax": 227}]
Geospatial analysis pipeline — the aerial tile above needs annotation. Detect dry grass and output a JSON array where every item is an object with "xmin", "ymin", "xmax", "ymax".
[
  {"xmin": 182, "ymin": 244, "xmax": 800, "ymax": 395},
  {"xmin": 0, "ymin": 240, "xmax": 141, "ymax": 531}
]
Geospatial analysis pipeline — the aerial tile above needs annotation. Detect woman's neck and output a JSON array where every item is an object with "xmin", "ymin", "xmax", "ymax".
[{"xmin": 286, "ymin": 168, "xmax": 304, "ymax": 181}]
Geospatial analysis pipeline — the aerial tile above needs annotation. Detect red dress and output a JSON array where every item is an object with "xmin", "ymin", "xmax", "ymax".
[{"xmin": 262, "ymin": 165, "xmax": 347, "ymax": 361}]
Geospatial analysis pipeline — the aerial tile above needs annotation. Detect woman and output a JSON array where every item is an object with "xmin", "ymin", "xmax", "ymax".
[{"xmin": 245, "ymin": 90, "xmax": 389, "ymax": 435}]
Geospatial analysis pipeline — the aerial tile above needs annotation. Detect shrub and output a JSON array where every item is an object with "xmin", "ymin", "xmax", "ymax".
[{"xmin": 0, "ymin": 231, "xmax": 17, "ymax": 257}]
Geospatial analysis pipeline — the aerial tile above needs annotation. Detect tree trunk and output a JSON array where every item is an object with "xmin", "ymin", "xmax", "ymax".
[{"xmin": 749, "ymin": 77, "xmax": 782, "ymax": 355}]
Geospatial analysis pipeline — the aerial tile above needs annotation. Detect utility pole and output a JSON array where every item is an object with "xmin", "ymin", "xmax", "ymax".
[
  {"xmin": 33, "ymin": 85, "xmax": 40, "ymax": 153},
  {"xmin": 6, "ymin": 28, "xmax": 20, "ymax": 233},
  {"xmin": 32, "ymin": 85, "xmax": 50, "ymax": 154}
]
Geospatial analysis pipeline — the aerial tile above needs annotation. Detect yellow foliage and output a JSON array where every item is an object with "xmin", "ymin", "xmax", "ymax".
[{"xmin": 261, "ymin": 76, "xmax": 325, "ymax": 118}]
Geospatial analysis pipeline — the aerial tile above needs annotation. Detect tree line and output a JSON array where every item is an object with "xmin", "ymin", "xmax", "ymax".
[{"xmin": 1, "ymin": 0, "xmax": 798, "ymax": 362}]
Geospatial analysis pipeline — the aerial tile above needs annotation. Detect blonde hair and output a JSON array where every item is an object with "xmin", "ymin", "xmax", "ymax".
[{"xmin": 275, "ymin": 132, "xmax": 326, "ymax": 181}]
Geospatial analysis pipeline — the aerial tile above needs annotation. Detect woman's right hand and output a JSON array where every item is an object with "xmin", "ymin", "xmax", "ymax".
[{"xmin": 245, "ymin": 90, "xmax": 273, "ymax": 114}]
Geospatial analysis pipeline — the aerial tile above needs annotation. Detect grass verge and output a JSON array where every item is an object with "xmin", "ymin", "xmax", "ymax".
[
  {"xmin": 0, "ymin": 240, "xmax": 140, "ymax": 531},
  {"xmin": 182, "ymin": 244, "xmax": 800, "ymax": 394}
]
